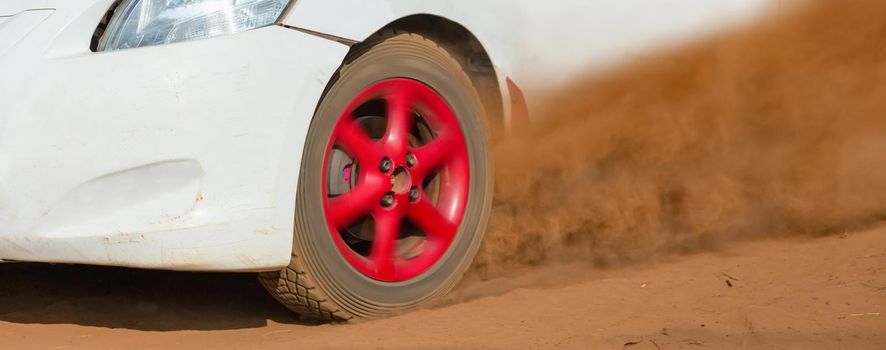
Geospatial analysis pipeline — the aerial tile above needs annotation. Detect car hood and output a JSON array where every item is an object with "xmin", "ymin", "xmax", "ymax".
[{"xmin": 0, "ymin": 0, "xmax": 55, "ymax": 16}]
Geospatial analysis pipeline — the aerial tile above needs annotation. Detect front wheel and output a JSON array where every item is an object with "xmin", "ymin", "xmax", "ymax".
[{"xmin": 260, "ymin": 32, "xmax": 493, "ymax": 321}]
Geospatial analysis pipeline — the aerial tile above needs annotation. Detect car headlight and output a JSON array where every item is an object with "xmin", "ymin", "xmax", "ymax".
[{"xmin": 99, "ymin": 0, "xmax": 291, "ymax": 51}]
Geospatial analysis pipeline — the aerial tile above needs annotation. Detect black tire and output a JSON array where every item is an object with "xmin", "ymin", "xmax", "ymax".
[{"xmin": 259, "ymin": 31, "xmax": 493, "ymax": 321}]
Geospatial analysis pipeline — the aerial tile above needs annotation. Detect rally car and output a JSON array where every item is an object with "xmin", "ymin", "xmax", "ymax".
[
  {"xmin": 0, "ymin": 0, "xmax": 530, "ymax": 321},
  {"xmin": 0, "ymin": 0, "xmax": 771, "ymax": 321}
]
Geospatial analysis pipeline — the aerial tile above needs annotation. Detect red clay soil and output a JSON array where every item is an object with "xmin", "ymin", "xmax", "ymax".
[{"xmin": 0, "ymin": 225, "xmax": 884, "ymax": 349}]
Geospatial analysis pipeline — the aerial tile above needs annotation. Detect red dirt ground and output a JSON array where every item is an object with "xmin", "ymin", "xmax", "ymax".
[{"xmin": 0, "ymin": 225, "xmax": 884, "ymax": 349}]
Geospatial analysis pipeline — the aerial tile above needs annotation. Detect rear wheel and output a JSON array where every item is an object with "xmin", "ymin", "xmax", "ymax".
[{"xmin": 259, "ymin": 32, "xmax": 493, "ymax": 321}]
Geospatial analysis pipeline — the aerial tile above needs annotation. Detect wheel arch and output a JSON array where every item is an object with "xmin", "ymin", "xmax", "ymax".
[
  {"xmin": 350, "ymin": 14, "xmax": 504, "ymax": 129},
  {"xmin": 282, "ymin": 1, "xmax": 527, "ymax": 128}
]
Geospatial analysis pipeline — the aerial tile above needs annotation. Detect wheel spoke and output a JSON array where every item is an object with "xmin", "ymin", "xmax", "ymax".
[
  {"xmin": 411, "ymin": 131, "xmax": 458, "ymax": 180},
  {"xmin": 408, "ymin": 197, "xmax": 457, "ymax": 243},
  {"xmin": 370, "ymin": 211, "xmax": 402, "ymax": 278},
  {"xmin": 384, "ymin": 88, "xmax": 415, "ymax": 154},
  {"xmin": 336, "ymin": 119, "xmax": 378, "ymax": 165},
  {"xmin": 326, "ymin": 181, "xmax": 383, "ymax": 230}
]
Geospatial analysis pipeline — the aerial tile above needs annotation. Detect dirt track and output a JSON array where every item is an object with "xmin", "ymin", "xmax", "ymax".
[{"xmin": 1, "ymin": 225, "xmax": 883, "ymax": 349}]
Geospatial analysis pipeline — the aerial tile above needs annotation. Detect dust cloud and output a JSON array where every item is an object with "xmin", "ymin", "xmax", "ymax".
[{"xmin": 471, "ymin": 0, "xmax": 886, "ymax": 278}]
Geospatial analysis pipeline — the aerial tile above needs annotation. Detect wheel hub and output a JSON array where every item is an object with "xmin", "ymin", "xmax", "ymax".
[{"xmin": 390, "ymin": 166, "xmax": 412, "ymax": 195}]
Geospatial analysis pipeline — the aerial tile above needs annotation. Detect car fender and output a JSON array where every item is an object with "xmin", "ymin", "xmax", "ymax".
[{"xmin": 281, "ymin": 0, "xmax": 526, "ymax": 126}]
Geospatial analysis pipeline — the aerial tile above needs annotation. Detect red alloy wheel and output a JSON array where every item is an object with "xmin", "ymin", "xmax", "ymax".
[
  {"xmin": 260, "ymin": 32, "xmax": 492, "ymax": 321},
  {"xmin": 322, "ymin": 78, "xmax": 470, "ymax": 282}
]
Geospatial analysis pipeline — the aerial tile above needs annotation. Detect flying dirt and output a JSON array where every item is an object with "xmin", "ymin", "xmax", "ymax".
[
  {"xmin": 1, "ymin": 1, "xmax": 885, "ymax": 349},
  {"xmin": 471, "ymin": 0, "xmax": 886, "ymax": 278}
]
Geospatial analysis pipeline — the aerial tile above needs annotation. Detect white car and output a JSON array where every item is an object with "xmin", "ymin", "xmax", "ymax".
[
  {"xmin": 1, "ymin": 0, "xmax": 771, "ymax": 321},
  {"xmin": 1, "ymin": 0, "xmax": 528, "ymax": 321}
]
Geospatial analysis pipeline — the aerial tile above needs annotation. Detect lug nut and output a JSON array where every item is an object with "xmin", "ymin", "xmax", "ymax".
[
  {"xmin": 408, "ymin": 187, "xmax": 420, "ymax": 202},
  {"xmin": 380, "ymin": 193, "xmax": 395, "ymax": 207},
  {"xmin": 379, "ymin": 158, "xmax": 393, "ymax": 173},
  {"xmin": 405, "ymin": 152, "xmax": 417, "ymax": 168}
]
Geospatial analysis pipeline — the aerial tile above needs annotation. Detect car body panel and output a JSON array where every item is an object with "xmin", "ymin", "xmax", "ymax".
[
  {"xmin": 0, "ymin": 9, "xmax": 53, "ymax": 57},
  {"xmin": 0, "ymin": 0, "xmax": 53, "ymax": 16},
  {"xmin": 0, "ymin": 0, "xmax": 774, "ymax": 271},
  {"xmin": 0, "ymin": 0, "xmax": 348, "ymax": 271}
]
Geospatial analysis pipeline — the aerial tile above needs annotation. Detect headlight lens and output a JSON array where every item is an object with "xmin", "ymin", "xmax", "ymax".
[{"xmin": 100, "ymin": 0, "xmax": 291, "ymax": 51}]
